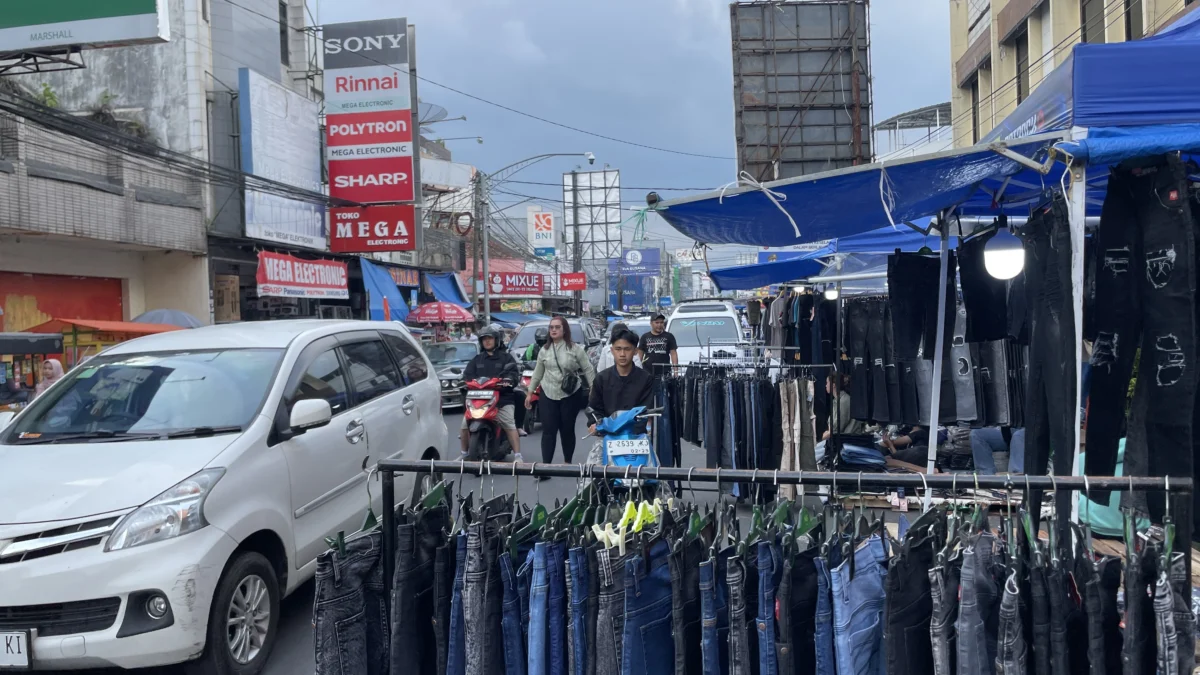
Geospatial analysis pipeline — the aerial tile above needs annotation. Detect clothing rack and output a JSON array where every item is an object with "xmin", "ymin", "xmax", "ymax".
[{"xmin": 377, "ymin": 458, "xmax": 1192, "ymax": 612}]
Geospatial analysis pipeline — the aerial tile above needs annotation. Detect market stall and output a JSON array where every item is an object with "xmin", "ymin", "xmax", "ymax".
[{"xmin": 24, "ymin": 318, "xmax": 183, "ymax": 367}]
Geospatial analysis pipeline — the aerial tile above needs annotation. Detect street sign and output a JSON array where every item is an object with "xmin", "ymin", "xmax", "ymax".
[{"xmin": 560, "ymin": 273, "xmax": 587, "ymax": 292}]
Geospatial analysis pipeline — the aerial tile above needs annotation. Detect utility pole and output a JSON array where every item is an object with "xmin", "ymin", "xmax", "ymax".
[
  {"xmin": 570, "ymin": 170, "xmax": 583, "ymax": 315},
  {"xmin": 480, "ymin": 173, "xmax": 492, "ymax": 325},
  {"xmin": 471, "ymin": 171, "xmax": 482, "ymax": 309}
]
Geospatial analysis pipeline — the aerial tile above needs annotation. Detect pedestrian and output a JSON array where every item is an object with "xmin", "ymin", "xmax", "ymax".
[
  {"xmin": 34, "ymin": 358, "xmax": 64, "ymax": 400},
  {"xmin": 637, "ymin": 313, "xmax": 678, "ymax": 377},
  {"xmin": 526, "ymin": 316, "xmax": 596, "ymax": 472}
]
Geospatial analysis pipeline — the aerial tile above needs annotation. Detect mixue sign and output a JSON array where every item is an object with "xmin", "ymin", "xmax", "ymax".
[
  {"xmin": 323, "ymin": 17, "xmax": 418, "ymax": 205},
  {"xmin": 329, "ymin": 205, "xmax": 416, "ymax": 252},
  {"xmin": 489, "ymin": 272, "xmax": 544, "ymax": 296},
  {"xmin": 256, "ymin": 251, "xmax": 349, "ymax": 299}
]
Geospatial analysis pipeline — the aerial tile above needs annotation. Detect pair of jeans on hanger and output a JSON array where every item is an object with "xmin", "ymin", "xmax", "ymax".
[
  {"xmin": 888, "ymin": 251, "xmax": 958, "ymax": 360},
  {"xmin": 955, "ymin": 533, "xmax": 1002, "ymax": 675},
  {"xmin": 391, "ymin": 505, "xmax": 449, "ymax": 675},
  {"xmin": 928, "ymin": 553, "xmax": 963, "ymax": 675},
  {"xmin": 884, "ymin": 535, "xmax": 936, "ymax": 675},
  {"xmin": 313, "ymin": 532, "xmax": 389, "ymax": 675},
  {"xmin": 830, "ymin": 536, "xmax": 889, "ymax": 675}
]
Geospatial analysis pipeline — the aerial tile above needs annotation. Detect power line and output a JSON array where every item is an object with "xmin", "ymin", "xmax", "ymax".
[
  {"xmin": 502, "ymin": 178, "xmax": 718, "ymax": 192},
  {"xmin": 219, "ymin": 0, "xmax": 735, "ymax": 161}
]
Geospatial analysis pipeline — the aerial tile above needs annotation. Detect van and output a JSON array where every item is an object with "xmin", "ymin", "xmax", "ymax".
[{"xmin": 665, "ymin": 300, "xmax": 748, "ymax": 366}]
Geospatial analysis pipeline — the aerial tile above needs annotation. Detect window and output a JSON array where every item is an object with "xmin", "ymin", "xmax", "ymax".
[
  {"xmin": 1015, "ymin": 31, "xmax": 1030, "ymax": 104},
  {"xmin": 970, "ymin": 77, "xmax": 981, "ymax": 145},
  {"xmin": 1081, "ymin": 0, "xmax": 1106, "ymax": 43},
  {"xmin": 279, "ymin": 1, "xmax": 290, "ymax": 66},
  {"xmin": 384, "ymin": 333, "xmax": 430, "ymax": 385},
  {"xmin": 1125, "ymin": 0, "xmax": 1144, "ymax": 40},
  {"xmin": 290, "ymin": 349, "xmax": 349, "ymax": 414},
  {"xmin": 667, "ymin": 317, "xmax": 741, "ymax": 348},
  {"xmin": 340, "ymin": 340, "xmax": 402, "ymax": 405}
]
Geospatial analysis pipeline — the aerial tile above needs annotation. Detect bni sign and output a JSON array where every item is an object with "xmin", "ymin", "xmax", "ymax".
[
  {"xmin": 323, "ymin": 17, "xmax": 416, "ymax": 204},
  {"xmin": 527, "ymin": 209, "xmax": 556, "ymax": 259}
]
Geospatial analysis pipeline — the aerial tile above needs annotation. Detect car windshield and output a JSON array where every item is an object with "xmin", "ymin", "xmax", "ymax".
[
  {"xmin": 669, "ymin": 317, "xmax": 741, "ymax": 347},
  {"xmin": 425, "ymin": 343, "xmax": 478, "ymax": 365},
  {"xmin": 510, "ymin": 322, "xmax": 583, "ymax": 352},
  {"xmin": 4, "ymin": 349, "xmax": 284, "ymax": 443}
]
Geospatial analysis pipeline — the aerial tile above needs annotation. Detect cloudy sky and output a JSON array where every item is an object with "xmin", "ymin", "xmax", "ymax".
[{"xmin": 320, "ymin": 0, "xmax": 950, "ymax": 267}]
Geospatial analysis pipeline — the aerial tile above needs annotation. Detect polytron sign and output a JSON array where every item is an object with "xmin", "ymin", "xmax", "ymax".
[
  {"xmin": 489, "ymin": 272, "xmax": 544, "ymax": 296},
  {"xmin": 323, "ymin": 17, "xmax": 416, "ymax": 205}
]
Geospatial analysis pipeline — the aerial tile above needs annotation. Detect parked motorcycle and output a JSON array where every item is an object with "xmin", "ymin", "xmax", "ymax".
[
  {"xmin": 517, "ymin": 361, "xmax": 541, "ymax": 434},
  {"xmin": 586, "ymin": 406, "xmax": 661, "ymax": 489},
  {"xmin": 463, "ymin": 376, "xmax": 514, "ymax": 461}
]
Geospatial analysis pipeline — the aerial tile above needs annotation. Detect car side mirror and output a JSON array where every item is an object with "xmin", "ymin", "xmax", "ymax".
[
  {"xmin": 288, "ymin": 398, "xmax": 332, "ymax": 436},
  {"xmin": 0, "ymin": 411, "xmax": 15, "ymax": 431}
]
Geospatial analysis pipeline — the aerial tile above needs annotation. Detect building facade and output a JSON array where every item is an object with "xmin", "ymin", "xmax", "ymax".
[{"xmin": 950, "ymin": 0, "xmax": 1197, "ymax": 147}]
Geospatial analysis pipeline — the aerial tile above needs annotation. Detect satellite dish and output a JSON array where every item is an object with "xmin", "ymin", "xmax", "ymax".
[{"xmin": 419, "ymin": 101, "xmax": 448, "ymax": 124}]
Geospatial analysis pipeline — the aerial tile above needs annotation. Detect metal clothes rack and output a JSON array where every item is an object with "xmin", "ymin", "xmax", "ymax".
[{"xmin": 377, "ymin": 458, "xmax": 1192, "ymax": 610}]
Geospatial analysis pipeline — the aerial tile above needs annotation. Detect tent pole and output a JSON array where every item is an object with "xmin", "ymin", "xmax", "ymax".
[
  {"xmin": 923, "ymin": 217, "xmax": 950, "ymax": 508},
  {"xmin": 1068, "ymin": 158, "xmax": 1087, "ymax": 523}
]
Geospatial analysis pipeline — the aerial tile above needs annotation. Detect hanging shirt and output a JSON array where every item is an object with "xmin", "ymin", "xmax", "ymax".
[{"xmin": 638, "ymin": 331, "xmax": 678, "ymax": 375}]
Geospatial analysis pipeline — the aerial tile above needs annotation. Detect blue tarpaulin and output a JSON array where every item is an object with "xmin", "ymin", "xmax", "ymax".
[
  {"xmin": 427, "ymin": 272, "xmax": 471, "ymax": 308},
  {"xmin": 360, "ymin": 258, "xmax": 410, "ymax": 322},
  {"xmin": 491, "ymin": 312, "xmax": 541, "ymax": 325}
]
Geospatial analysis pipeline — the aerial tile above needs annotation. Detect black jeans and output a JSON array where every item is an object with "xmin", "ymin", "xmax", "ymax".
[
  {"xmin": 391, "ymin": 506, "xmax": 449, "ymax": 675},
  {"xmin": 314, "ymin": 531, "xmax": 388, "ymax": 675},
  {"xmin": 1087, "ymin": 156, "xmax": 1197, "ymax": 520},
  {"xmin": 1020, "ymin": 195, "xmax": 1076, "ymax": 538},
  {"xmin": 846, "ymin": 299, "xmax": 872, "ymax": 420},
  {"xmin": 883, "ymin": 535, "xmax": 935, "ymax": 675},
  {"xmin": 1124, "ymin": 547, "xmax": 1159, "ymax": 675},
  {"xmin": 960, "ymin": 227, "xmax": 1012, "ymax": 342},
  {"xmin": 540, "ymin": 390, "xmax": 584, "ymax": 463},
  {"xmin": 670, "ymin": 537, "xmax": 705, "ymax": 675},
  {"xmin": 888, "ymin": 251, "xmax": 958, "ymax": 360},
  {"xmin": 978, "ymin": 341, "xmax": 1011, "ymax": 427},
  {"xmin": 1082, "ymin": 557, "xmax": 1123, "ymax": 675},
  {"xmin": 1028, "ymin": 566, "xmax": 1052, "ymax": 675}
]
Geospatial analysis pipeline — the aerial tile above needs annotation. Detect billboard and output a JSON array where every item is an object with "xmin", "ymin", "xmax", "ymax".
[
  {"xmin": 608, "ymin": 248, "xmax": 662, "ymax": 277},
  {"xmin": 731, "ymin": 1, "xmax": 872, "ymax": 181},
  {"xmin": 238, "ymin": 68, "xmax": 326, "ymax": 249},
  {"xmin": 489, "ymin": 272, "xmax": 544, "ymax": 297},
  {"xmin": 256, "ymin": 251, "xmax": 349, "ymax": 299},
  {"xmin": 329, "ymin": 204, "xmax": 416, "ymax": 253},
  {"xmin": 323, "ymin": 18, "xmax": 416, "ymax": 205},
  {"xmin": 0, "ymin": 1, "xmax": 170, "ymax": 55},
  {"xmin": 563, "ymin": 169, "xmax": 622, "ymax": 260},
  {"xmin": 560, "ymin": 273, "xmax": 587, "ymax": 292},
  {"xmin": 527, "ymin": 208, "xmax": 556, "ymax": 259}
]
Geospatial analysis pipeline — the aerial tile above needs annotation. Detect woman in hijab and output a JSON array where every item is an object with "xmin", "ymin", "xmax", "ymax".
[{"xmin": 34, "ymin": 359, "xmax": 64, "ymax": 399}]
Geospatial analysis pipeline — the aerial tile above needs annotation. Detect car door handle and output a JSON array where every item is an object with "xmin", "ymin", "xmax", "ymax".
[
  {"xmin": 401, "ymin": 395, "xmax": 416, "ymax": 415},
  {"xmin": 346, "ymin": 419, "xmax": 366, "ymax": 443}
]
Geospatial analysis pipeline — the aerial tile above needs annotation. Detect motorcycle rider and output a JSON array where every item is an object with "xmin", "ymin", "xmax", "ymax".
[
  {"xmin": 461, "ymin": 325, "xmax": 522, "ymax": 459},
  {"xmin": 524, "ymin": 327, "xmax": 549, "ymax": 362},
  {"xmin": 588, "ymin": 328, "xmax": 655, "ymax": 436}
]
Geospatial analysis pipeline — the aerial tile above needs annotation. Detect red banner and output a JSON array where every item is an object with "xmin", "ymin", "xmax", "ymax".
[
  {"xmin": 329, "ymin": 204, "xmax": 417, "ymax": 252},
  {"xmin": 326, "ymin": 109, "xmax": 413, "ymax": 147},
  {"xmin": 256, "ymin": 251, "xmax": 349, "ymax": 299},
  {"xmin": 488, "ymin": 271, "xmax": 544, "ymax": 296},
  {"xmin": 559, "ymin": 272, "xmax": 587, "ymax": 292},
  {"xmin": 329, "ymin": 155, "xmax": 415, "ymax": 203}
]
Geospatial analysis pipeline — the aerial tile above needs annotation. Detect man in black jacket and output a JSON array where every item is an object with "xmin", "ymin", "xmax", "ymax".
[
  {"xmin": 589, "ymin": 329, "xmax": 655, "ymax": 435},
  {"xmin": 461, "ymin": 325, "xmax": 522, "ymax": 458}
]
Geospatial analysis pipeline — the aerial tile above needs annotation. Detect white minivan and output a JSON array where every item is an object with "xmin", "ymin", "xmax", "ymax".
[
  {"xmin": 666, "ymin": 299, "xmax": 748, "ymax": 365},
  {"xmin": 0, "ymin": 320, "xmax": 447, "ymax": 673}
]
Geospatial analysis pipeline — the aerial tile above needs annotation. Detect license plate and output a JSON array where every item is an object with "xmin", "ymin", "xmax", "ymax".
[
  {"xmin": 466, "ymin": 391, "xmax": 495, "ymax": 400},
  {"xmin": 0, "ymin": 631, "xmax": 30, "ymax": 670},
  {"xmin": 607, "ymin": 439, "xmax": 650, "ymax": 456}
]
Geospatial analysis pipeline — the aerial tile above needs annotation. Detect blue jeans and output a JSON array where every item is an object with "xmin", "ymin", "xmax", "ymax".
[
  {"xmin": 830, "ymin": 536, "xmax": 889, "ymax": 675},
  {"xmin": 447, "ymin": 533, "xmax": 468, "ymax": 675},
  {"xmin": 756, "ymin": 541, "xmax": 782, "ymax": 675},
  {"xmin": 956, "ymin": 534, "xmax": 1001, "ymax": 675},
  {"xmin": 971, "ymin": 428, "xmax": 1025, "ymax": 474},
  {"xmin": 528, "ymin": 542, "xmax": 550, "ymax": 675},
  {"xmin": 501, "ymin": 552, "xmax": 527, "ymax": 675},
  {"xmin": 547, "ymin": 542, "xmax": 568, "ymax": 675},
  {"xmin": 814, "ymin": 558, "xmax": 836, "ymax": 675},
  {"xmin": 699, "ymin": 554, "xmax": 729, "ymax": 675},
  {"xmin": 622, "ymin": 539, "xmax": 675, "ymax": 675},
  {"xmin": 568, "ymin": 547, "xmax": 591, "ymax": 675}
]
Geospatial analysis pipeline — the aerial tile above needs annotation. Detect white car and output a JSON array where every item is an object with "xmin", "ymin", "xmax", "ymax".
[
  {"xmin": 0, "ymin": 320, "xmax": 446, "ymax": 673},
  {"xmin": 666, "ymin": 300, "xmax": 749, "ymax": 365}
]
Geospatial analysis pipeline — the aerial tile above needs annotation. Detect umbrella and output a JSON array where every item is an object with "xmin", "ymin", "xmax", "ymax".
[
  {"xmin": 407, "ymin": 302, "xmax": 475, "ymax": 324},
  {"xmin": 132, "ymin": 309, "xmax": 204, "ymax": 328}
]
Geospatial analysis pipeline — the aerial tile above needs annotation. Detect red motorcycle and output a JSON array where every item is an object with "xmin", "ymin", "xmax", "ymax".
[{"xmin": 463, "ymin": 377, "xmax": 515, "ymax": 461}]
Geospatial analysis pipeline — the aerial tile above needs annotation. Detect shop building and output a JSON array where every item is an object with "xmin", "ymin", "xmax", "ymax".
[{"xmin": 950, "ymin": 0, "xmax": 1197, "ymax": 147}]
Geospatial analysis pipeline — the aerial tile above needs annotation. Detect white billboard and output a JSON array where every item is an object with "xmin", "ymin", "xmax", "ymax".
[
  {"xmin": 527, "ymin": 206, "xmax": 556, "ymax": 259},
  {"xmin": 0, "ymin": 1, "xmax": 170, "ymax": 55}
]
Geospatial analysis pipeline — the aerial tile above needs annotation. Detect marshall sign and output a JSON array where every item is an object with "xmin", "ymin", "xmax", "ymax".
[
  {"xmin": 329, "ymin": 204, "xmax": 416, "ymax": 253},
  {"xmin": 323, "ymin": 17, "xmax": 417, "ymax": 205}
]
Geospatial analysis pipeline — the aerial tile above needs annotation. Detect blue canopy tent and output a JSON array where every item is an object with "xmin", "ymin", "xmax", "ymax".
[
  {"xmin": 426, "ymin": 272, "xmax": 472, "ymax": 308},
  {"xmin": 360, "ymin": 258, "xmax": 410, "ymax": 322},
  {"xmin": 491, "ymin": 312, "xmax": 544, "ymax": 325}
]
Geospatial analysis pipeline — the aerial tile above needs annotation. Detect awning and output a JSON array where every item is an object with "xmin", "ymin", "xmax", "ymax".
[
  {"xmin": 427, "ymin": 272, "xmax": 472, "ymax": 308},
  {"xmin": 1055, "ymin": 123, "xmax": 1200, "ymax": 166},
  {"xmin": 0, "ymin": 332, "xmax": 64, "ymax": 355},
  {"xmin": 491, "ymin": 312, "xmax": 539, "ymax": 325},
  {"xmin": 710, "ymin": 257, "xmax": 827, "ymax": 292},
  {"xmin": 25, "ymin": 319, "xmax": 184, "ymax": 336},
  {"xmin": 656, "ymin": 134, "xmax": 1063, "ymax": 247},
  {"xmin": 359, "ymin": 258, "xmax": 410, "ymax": 322}
]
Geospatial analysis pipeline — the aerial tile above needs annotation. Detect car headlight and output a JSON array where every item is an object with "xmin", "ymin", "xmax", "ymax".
[{"xmin": 105, "ymin": 469, "xmax": 225, "ymax": 551}]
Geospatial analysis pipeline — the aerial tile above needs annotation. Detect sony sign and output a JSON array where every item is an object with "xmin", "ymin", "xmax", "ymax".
[{"xmin": 322, "ymin": 19, "xmax": 408, "ymax": 70}]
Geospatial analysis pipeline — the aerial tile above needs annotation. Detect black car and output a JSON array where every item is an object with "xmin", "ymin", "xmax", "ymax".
[{"xmin": 423, "ymin": 341, "xmax": 480, "ymax": 409}]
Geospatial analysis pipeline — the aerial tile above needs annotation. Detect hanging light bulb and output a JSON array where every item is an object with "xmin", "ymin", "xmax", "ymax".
[
  {"xmin": 824, "ymin": 287, "xmax": 839, "ymax": 301},
  {"xmin": 983, "ymin": 229, "xmax": 1025, "ymax": 280}
]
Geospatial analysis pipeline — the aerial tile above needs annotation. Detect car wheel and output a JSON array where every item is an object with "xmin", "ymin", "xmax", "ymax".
[{"xmin": 188, "ymin": 552, "xmax": 280, "ymax": 675}]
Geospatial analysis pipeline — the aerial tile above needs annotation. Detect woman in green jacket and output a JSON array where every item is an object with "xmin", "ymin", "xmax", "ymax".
[{"xmin": 526, "ymin": 316, "xmax": 596, "ymax": 468}]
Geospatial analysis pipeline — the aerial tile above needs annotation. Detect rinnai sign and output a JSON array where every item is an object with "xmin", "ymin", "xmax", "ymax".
[
  {"xmin": 329, "ymin": 205, "xmax": 416, "ymax": 252},
  {"xmin": 1, "ymin": 1, "xmax": 170, "ymax": 54},
  {"xmin": 323, "ymin": 17, "xmax": 418, "ymax": 205},
  {"xmin": 489, "ymin": 272, "xmax": 544, "ymax": 296},
  {"xmin": 559, "ymin": 273, "xmax": 587, "ymax": 292},
  {"xmin": 256, "ymin": 251, "xmax": 349, "ymax": 299}
]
